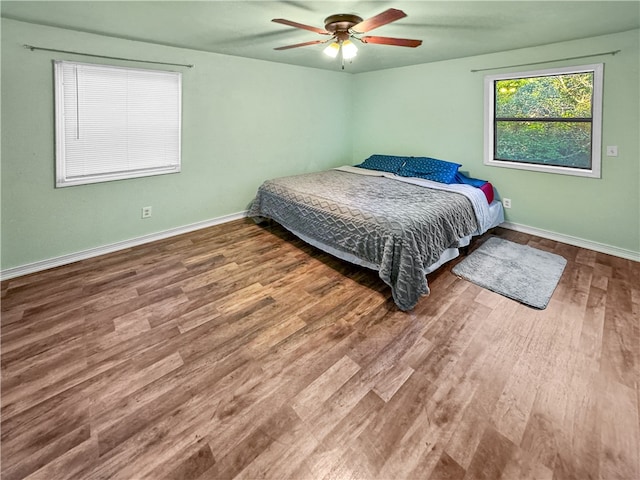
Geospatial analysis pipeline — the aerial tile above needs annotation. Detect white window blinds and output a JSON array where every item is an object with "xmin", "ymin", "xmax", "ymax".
[{"xmin": 54, "ymin": 61, "xmax": 181, "ymax": 187}]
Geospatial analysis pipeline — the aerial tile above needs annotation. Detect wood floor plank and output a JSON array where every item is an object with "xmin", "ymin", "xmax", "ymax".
[
  {"xmin": 597, "ymin": 375, "xmax": 640, "ymax": 480},
  {"xmin": 292, "ymin": 355, "xmax": 361, "ymax": 421},
  {"xmin": 428, "ymin": 451, "xmax": 466, "ymax": 480},
  {"xmin": 490, "ymin": 351, "xmax": 540, "ymax": 446},
  {"xmin": 600, "ymin": 278, "xmax": 639, "ymax": 389},
  {"xmin": 1, "ymin": 425, "xmax": 91, "ymax": 480},
  {"xmin": 1, "ymin": 220, "xmax": 638, "ymax": 479},
  {"xmin": 445, "ymin": 402, "xmax": 490, "ymax": 470},
  {"xmin": 199, "ymin": 405, "xmax": 300, "ymax": 480},
  {"xmin": 465, "ymin": 426, "xmax": 518, "ymax": 480},
  {"xmin": 22, "ymin": 436, "xmax": 99, "ymax": 480}
]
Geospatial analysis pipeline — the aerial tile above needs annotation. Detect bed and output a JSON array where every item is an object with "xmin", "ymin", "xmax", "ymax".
[{"xmin": 248, "ymin": 155, "xmax": 504, "ymax": 311}]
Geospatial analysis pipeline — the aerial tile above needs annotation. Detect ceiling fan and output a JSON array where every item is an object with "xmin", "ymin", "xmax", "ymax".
[{"xmin": 272, "ymin": 8, "xmax": 422, "ymax": 68}]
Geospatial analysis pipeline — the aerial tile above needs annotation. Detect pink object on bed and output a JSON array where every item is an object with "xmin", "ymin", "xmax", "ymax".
[{"xmin": 479, "ymin": 182, "xmax": 494, "ymax": 204}]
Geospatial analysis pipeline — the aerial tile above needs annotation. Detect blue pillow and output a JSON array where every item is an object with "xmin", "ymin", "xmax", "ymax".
[
  {"xmin": 455, "ymin": 171, "xmax": 488, "ymax": 187},
  {"xmin": 356, "ymin": 154, "xmax": 408, "ymax": 174},
  {"xmin": 398, "ymin": 157, "xmax": 461, "ymax": 184}
]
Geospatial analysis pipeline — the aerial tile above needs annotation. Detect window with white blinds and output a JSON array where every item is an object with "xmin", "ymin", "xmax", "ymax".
[{"xmin": 54, "ymin": 61, "xmax": 181, "ymax": 187}]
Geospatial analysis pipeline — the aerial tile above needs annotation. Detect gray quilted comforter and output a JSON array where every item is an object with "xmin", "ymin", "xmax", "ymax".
[{"xmin": 248, "ymin": 169, "xmax": 478, "ymax": 311}]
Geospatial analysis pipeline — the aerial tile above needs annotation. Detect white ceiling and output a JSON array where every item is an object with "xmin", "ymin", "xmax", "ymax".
[{"xmin": 2, "ymin": 1, "xmax": 639, "ymax": 73}]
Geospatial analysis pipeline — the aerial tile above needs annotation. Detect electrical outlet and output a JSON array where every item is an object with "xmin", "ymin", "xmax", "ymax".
[
  {"xmin": 141, "ymin": 206, "xmax": 152, "ymax": 218},
  {"xmin": 502, "ymin": 198, "xmax": 512, "ymax": 209}
]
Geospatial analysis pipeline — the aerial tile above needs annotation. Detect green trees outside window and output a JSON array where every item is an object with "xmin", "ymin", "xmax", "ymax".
[
  {"xmin": 484, "ymin": 64, "xmax": 603, "ymax": 178},
  {"xmin": 495, "ymin": 72, "xmax": 594, "ymax": 168}
]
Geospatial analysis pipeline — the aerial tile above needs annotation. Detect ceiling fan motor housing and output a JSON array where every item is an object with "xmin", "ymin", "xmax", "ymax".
[
  {"xmin": 324, "ymin": 14, "xmax": 363, "ymax": 40},
  {"xmin": 273, "ymin": 9, "xmax": 421, "ymax": 52}
]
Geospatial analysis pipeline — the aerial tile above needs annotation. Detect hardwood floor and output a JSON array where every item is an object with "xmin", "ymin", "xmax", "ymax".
[{"xmin": 1, "ymin": 219, "xmax": 638, "ymax": 479}]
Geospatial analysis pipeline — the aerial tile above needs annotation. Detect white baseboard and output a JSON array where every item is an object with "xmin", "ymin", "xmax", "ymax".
[
  {"xmin": 1, "ymin": 211, "xmax": 248, "ymax": 281},
  {"xmin": 3, "ymin": 214, "xmax": 637, "ymax": 281},
  {"xmin": 500, "ymin": 221, "xmax": 640, "ymax": 262}
]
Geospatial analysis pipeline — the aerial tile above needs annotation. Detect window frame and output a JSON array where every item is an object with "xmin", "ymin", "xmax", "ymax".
[
  {"xmin": 484, "ymin": 63, "xmax": 603, "ymax": 178},
  {"xmin": 54, "ymin": 60, "xmax": 182, "ymax": 188}
]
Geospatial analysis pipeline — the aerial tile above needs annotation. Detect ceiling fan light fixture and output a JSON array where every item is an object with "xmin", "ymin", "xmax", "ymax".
[
  {"xmin": 323, "ymin": 42, "xmax": 340, "ymax": 58},
  {"xmin": 274, "ymin": 9, "xmax": 421, "ymax": 69},
  {"xmin": 341, "ymin": 40, "xmax": 357, "ymax": 59}
]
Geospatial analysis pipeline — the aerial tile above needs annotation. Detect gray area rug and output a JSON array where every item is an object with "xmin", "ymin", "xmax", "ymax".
[{"xmin": 452, "ymin": 236, "xmax": 567, "ymax": 309}]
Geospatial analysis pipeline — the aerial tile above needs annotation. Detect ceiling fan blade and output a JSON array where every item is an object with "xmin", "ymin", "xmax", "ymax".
[
  {"xmin": 274, "ymin": 40, "xmax": 326, "ymax": 50},
  {"xmin": 360, "ymin": 36, "xmax": 422, "ymax": 47},
  {"xmin": 272, "ymin": 18, "xmax": 329, "ymax": 35},
  {"xmin": 351, "ymin": 8, "xmax": 407, "ymax": 33}
]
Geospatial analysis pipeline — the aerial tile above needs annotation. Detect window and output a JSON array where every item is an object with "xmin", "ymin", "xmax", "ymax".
[
  {"xmin": 484, "ymin": 64, "xmax": 603, "ymax": 178},
  {"xmin": 54, "ymin": 61, "xmax": 181, "ymax": 187}
]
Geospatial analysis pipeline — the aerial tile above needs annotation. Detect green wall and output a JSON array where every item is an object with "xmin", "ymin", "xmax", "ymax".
[
  {"xmin": 2, "ymin": 19, "xmax": 638, "ymax": 273},
  {"xmin": 351, "ymin": 29, "xmax": 640, "ymax": 256},
  {"xmin": 1, "ymin": 19, "xmax": 353, "ymax": 270}
]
